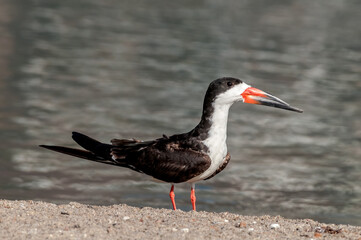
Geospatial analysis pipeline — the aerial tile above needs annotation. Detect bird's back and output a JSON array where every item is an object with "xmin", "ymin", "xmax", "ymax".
[{"xmin": 111, "ymin": 133, "xmax": 212, "ymax": 183}]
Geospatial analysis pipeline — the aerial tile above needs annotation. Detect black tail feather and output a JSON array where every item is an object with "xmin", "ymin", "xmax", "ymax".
[
  {"xmin": 72, "ymin": 132, "xmax": 101, "ymax": 151},
  {"xmin": 40, "ymin": 132, "xmax": 146, "ymax": 172},
  {"xmin": 39, "ymin": 144, "xmax": 126, "ymax": 168},
  {"xmin": 40, "ymin": 132, "xmax": 112, "ymax": 162},
  {"xmin": 71, "ymin": 132, "xmax": 112, "ymax": 159},
  {"xmin": 39, "ymin": 145, "xmax": 100, "ymax": 160}
]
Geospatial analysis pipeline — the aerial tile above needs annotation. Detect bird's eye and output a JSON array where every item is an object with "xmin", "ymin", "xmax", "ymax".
[{"xmin": 227, "ymin": 82, "xmax": 233, "ymax": 87}]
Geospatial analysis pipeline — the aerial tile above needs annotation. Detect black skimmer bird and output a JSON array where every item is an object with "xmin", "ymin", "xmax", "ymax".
[{"xmin": 40, "ymin": 77, "xmax": 302, "ymax": 211}]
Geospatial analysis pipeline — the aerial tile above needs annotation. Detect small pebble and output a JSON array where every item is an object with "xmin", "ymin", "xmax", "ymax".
[
  {"xmin": 224, "ymin": 219, "xmax": 229, "ymax": 223},
  {"xmin": 314, "ymin": 233, "xmax": 322, "ymax": 238},
  {"xmin": 172, "ymin": 228, "xmax": 178, "ymax": 232},
  {"xmin": 248, "ymin": 228, "xmax": 254, "ymax": 232},
  {"xmin": 238, "ymin": 222, "xmax": 247, "ymax": 228},
  {"xmin": 270, "ymin": 223, "xmax": 280, "ymax": 229},
  {"xmin": 123, "ymin": 216, "xmax": 130, "ymax": 221},
  {"xmin": 181, "ymin": 228, "xmax": 189, "ymax": 233}
]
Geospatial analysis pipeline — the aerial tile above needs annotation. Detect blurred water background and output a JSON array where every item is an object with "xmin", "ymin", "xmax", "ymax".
[{"xmin": 0, "ymin": 0, "xmax": 360, "ymax": 225}]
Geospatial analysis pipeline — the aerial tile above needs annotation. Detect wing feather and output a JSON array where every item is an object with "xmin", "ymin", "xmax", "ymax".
[{"xmin": 122, "ymin": 147, "xmax": 211, "ymax": 183}]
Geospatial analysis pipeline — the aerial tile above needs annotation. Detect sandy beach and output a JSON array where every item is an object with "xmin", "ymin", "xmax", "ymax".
[{"xmin": 0, "ymin": 200, "xmax": 360, "ymax": 240}]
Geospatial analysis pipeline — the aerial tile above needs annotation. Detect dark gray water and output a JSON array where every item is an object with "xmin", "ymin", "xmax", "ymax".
[{"xmin": 0, "ymin": 0, "xmax": 360, "ymax": 225}]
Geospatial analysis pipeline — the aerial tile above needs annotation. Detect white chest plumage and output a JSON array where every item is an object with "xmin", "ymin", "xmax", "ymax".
[
  {"xmin": 187, "ymin": 102, "xmax": 232, "ymax": 182},
  {"xmin": 187, "ymin": 82, "xmax": 250, "ymax": 183}
]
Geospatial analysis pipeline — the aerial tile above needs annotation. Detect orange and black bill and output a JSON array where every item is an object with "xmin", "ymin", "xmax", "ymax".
[{"xmin": 241, "ymin": 87, "xmax": 303, "ymax": 113}]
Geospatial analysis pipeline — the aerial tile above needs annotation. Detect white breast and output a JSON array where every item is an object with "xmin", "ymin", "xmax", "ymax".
[
  {"xmin": 187, "ymin": 82, "xmax": 251, "ymax": 183},
  {"xmin": 187, "ymin": 102, "xmax": 231, "ymax": 183}
]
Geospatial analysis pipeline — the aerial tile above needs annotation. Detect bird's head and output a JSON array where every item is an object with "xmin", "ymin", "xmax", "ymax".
[{"xmin": 206, "ymin": 77, "xmax": 303, "ymax": 113}]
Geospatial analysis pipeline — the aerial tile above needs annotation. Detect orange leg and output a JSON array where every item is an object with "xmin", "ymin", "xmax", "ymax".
[
  {"xmin": 169, "ymin": 184, "xmax": 176, "ymax": 210},
  {"xmin": 190, "ymin": 183, "xmax": 196, "ymax": 211}
]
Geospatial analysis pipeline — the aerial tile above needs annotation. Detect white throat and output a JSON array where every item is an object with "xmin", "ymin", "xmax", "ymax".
[
  {"xmin": 203, "ymin": 102, "xmax": 231, "ymax": 156},
  {"xmin": 188, "ymin": 101, "xmax": 232, "ymax": 182},
  {"xmin": 187, "ymin": 82, "xmax": 250, "ymax": 182}
]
